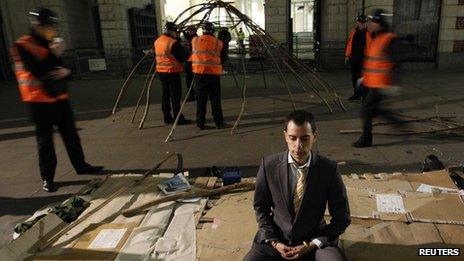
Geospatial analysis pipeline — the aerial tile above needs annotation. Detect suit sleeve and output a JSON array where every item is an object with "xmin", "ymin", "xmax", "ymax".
[
  {"xmin": 314, "ymin": 164, "xmax": 350, "ymax": 246},
  {"xmin": 253, "ymin": 158, "xmax": 279, "ymax": 243}
]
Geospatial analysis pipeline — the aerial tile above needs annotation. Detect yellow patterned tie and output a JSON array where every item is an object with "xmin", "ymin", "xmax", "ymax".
[{"xmin": 293, "ymin": 167, "xmax": 307, "ymax": 215}]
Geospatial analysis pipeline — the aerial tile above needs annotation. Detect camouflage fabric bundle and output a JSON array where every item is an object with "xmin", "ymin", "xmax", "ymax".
[{"xmin": 14, "ymin": 196, "xmax": 89, "ymax": 234}]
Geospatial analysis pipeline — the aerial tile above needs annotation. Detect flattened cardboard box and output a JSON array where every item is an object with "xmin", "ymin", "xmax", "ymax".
[{"xmin": 33, "ymin": 223, "xmax": 137, "ymax": 260}]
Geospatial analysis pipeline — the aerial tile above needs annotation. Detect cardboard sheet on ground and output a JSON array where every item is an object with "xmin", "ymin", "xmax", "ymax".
[
  {"xmin": 4, "ymin": 170, "xmax": 463, "ymax": 261},
  {"xmin": 340, "ymin": 219, "xmax": 464, "ymax": 261},
  {"xmin": 196, "ymin": 191, "xmax": 257, "ymax": 261}
]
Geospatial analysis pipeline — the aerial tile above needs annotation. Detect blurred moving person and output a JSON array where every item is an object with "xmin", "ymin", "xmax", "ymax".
[{"xmin": 353, "ymin": 9, "xmax": 404, "ymax": 148}]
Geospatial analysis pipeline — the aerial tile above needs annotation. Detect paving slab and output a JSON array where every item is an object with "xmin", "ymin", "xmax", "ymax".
[{"xmin": 1, "ymin": 70, "xmax": 464, "ymax": 248}]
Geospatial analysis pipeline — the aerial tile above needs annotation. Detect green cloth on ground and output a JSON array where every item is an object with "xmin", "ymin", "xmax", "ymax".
[{"xmin": 14, "ymin": 196, "xmax": 89, "ymax": 234}]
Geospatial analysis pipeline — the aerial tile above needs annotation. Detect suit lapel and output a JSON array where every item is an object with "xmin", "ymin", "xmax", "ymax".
[{"xmin": 277, "ymin": 151, "xmax": 293, "ymax": 216}]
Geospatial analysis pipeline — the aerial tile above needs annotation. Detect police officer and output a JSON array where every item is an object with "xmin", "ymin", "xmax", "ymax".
[
  {"xmin": 345, "ymin": 15, "xmax": 371, "ymax": 100},
  {"xmin": 353, "ymin": 9, "xmax": 403, "ymax": 148},
  {"xmin": 11, "ymin": 8, "xmax": 103, "ymax": 192},
  {"xmin": 182, "ymin": 25, "xmax": 198, "ymax": 102},
  {"xmin": 154, "ymin": 22, "xmax": 191, "ymax": 125},
  {"xmin": 191, "ymin": 22, "xmax": 229, "ymax": 130}
]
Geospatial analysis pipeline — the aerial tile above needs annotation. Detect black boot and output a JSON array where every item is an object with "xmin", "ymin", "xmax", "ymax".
[
  {"xmin": 177, "ymin": 114, "xmax": 192, "ymax": 125},
  {"xmin": 164, "ymin": 115, "xmax": 174, "ymax": 125},
  {"xmin": 76, "ymin": 163, "xmax": 104, "ymax": 174},
  {"xmin": 43, "ymin": 180, "xmax": 57, "ymax": 192},
  {"xmin": 353, "ymin": 135, "xmax": 372, "ymax": 148}
]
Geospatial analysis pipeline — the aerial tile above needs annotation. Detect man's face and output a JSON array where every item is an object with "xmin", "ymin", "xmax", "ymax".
[
  {"xmin": 37, "ymin": 25, "xmax": 57, "ymax": 41},
  {"xmin": 367, "ymin": 20, "xmax": 380, "ymax": 33},
  {"xmin": 284, "ymin": 120, "xmax": 317, "ymax": 163},
  {"xmin": 356, "ymin": 21, "xmax": 366, "ymax": 29}
]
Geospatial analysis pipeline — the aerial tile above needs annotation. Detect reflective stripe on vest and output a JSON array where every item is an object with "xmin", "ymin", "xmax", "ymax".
[
  {"xmin": 154, "ymin": 35, "xmax": 183, "ymax": 73},
  {"xmin": 12, "ymin": 35, "xmax": 69, "ymax": 103},
  {"xmin": 362, "ymin": 32, "xmax": 395, "ymax": 89},
  {"xmin": 191, "ymin": 35, "xmax": 223, "ymax": 75}
]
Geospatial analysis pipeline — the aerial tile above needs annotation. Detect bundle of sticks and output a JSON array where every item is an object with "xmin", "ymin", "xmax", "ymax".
[{"xmin": 111, "ymin": 0, "xmax": 345, "ymax": 142}]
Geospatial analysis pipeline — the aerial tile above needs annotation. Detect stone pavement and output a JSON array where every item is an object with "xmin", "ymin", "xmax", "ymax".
[{"xmin": 0, "ymin": 70, "xmax": 463, "ymax": 247}]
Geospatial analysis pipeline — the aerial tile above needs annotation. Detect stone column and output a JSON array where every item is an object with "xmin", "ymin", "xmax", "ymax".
[
  {"xmin": 97, "ymin": 0, "xmax": 154, "ymax": 55},
  {"xmin": 319, "ymin": 0, "xmax": 349, "ymax": 69},
  {"xmin": 265, "ymin": 0, "xmax": 290, "ymax": 45},
  {"xmin": 437, "ymin": 0, "xmax": 464, "ymax": 69}
]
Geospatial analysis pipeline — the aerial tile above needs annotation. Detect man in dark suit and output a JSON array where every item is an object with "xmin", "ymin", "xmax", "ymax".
[{"xmin": 244, "ymin": 110, "xmax": 350, "ymax": 261}]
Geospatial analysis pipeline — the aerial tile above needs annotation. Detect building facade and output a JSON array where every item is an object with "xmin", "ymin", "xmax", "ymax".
[{"xmin": 0, "ymin": 0, "xmax": 462, "ymax": 81}]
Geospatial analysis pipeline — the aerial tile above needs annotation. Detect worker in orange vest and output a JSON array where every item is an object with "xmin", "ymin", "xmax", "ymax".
[
  {"xmin": 353, "ymin": 9, "xmax": 403, "ymax": 148},
  {"xmin": 345, "ymin": 15, "xmax": 371, "ymax": 100},
  {"xmin": 10, "ymin": 8, "xmax": 103, "ymax": 192},
  {"xmin": 153, "ymin": 22, "xmax": 191, "ymax": 125},
  {"xmin": 191, "ymin": 22, "xmax": 229, "ymax": 130}
]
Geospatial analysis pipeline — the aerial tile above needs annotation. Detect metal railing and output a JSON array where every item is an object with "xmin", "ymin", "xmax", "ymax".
[{"xmin": 61, "ymin": 48, "xmax": 151, "ymax": 79}]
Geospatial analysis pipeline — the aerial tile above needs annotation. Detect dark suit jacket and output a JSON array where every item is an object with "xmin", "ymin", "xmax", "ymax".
[{"xmin": 253, "ymin": 151, "xmax": 350, "ymax": 247}]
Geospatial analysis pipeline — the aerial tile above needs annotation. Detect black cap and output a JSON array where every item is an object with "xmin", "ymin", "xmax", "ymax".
[
  {"xmin": 368, "ymin": 9, "xmax": 390, "ymax": 26},
  {"xmin": 29, "ymin": 8, "xmax": 59, "ymax": 26},
  {"xmin": 356, "ymin": 14, "xmax": 368, "ymax": 23},
  {"xmin": 202, "ymin": 22, "xmax": 215, "ymax": 33},
  {"xmin": 164, "ymin": 22, "xmax": 178, "ymax": 33}
]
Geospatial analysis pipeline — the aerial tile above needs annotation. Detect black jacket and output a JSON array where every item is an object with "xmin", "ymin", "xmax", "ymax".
[{"xmin": 253, "ymin": 151, "xmax": 350, "ymax": 247}]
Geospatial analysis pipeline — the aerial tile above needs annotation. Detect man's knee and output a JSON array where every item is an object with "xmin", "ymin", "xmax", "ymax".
[{"xmin": 314, "ymin": 246, "xmax": 347, "ymax": 261}]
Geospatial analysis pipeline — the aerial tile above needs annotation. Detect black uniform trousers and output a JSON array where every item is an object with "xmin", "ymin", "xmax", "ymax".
[
  {"xmin": 158, "ymin": 72, "xmax": 182, "ymax": 121},
  {"xmin": 184, "ymin": 62, "xmax": 195, "ymax": 98},
  {"xmin": 349, "ymin": 57, "xmax": 364, "ymax": 97},
  {"xmin": 361, "ymin": 88, "xmax": 401, "ymax": 137},
  {"xmin": 194, "ymin": 74, "xmax": 224, "ymax": 126},
  {"xmin": 29, "ymin": 100, "xmax": 86, "ymax": 182}
]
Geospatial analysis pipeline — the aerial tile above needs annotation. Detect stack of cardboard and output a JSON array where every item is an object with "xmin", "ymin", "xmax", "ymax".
[
  {"xmin": 1, "ymin": 170, "xmax": 462, "ymax": 260},
  {"xmin": 195, "ymin": 170, "xmax": 464, "ymax": 260}
]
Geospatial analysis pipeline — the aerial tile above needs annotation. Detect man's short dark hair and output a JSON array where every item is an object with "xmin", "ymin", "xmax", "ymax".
[{"xmin": 285, "ymin": 110, "xmax": 317, "ymax": 133}]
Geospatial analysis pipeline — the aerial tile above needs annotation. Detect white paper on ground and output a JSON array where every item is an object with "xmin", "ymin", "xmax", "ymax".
[
  {"xmin": 88, "ymin": 228, "xmax": 127, "ymax": 249},
  {"xmin": 416, "ymin": 183, "xmax": 459, "ymax": 194},
  {"xmin": 115, "ymin": 202, "xmax": 175, "ymax": 261},
  {"xmin": 152, "ymin": 202, "xmax": 205, "ymax": 260},
  {"xmin": 376, "ymin": 194, "xmax": 406, "ymax": 214}
]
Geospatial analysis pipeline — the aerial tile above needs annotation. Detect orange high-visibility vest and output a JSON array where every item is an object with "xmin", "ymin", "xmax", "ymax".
[
  {"xmin": 11, "ymin": 35, "xmax": 69, "ymax": 103},
  {"xmin": 154, "ymin": 35, "xmax": 183, "ymax": 73},
  {"xmin": 191, "ymin": 35, "xmax": 223, "ymax": 75},
  {"xmin": 345, "ymin": 28, "xmax": 372, "ymax": 57},
  {"xmin": 362, "ymin": 32, "xmax": 396, "ymax": 89}
]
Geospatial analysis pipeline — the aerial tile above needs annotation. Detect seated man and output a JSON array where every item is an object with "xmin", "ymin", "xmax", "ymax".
[{"xmin": 244, "ymin": 110, "xmax": 350, "ymax": 261}]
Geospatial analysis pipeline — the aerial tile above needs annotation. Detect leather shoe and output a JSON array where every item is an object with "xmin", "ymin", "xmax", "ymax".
[
  {"xmin": 43, "ymin": 180, "xmax": 57, "ymax": 192},
  {"xmin": 164, "ymin": 117, "xmax": 174, "ymax": 125},
  {"xmin": 76, "ymin": 163, "xmax": 104, "ymax": 174}
]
